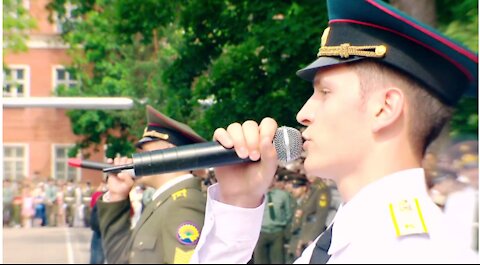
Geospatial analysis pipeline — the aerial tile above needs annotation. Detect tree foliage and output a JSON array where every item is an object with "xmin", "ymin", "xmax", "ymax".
[
  {"xmin": 47, "ymin": 0, "xmax": 182, "ymax": 156},
  {"xmin": 3, "ymin": 0, "xmax": 37, "ymax": 54},
  {"xmin": 49, "ymin": 0, "xmax": 478, "ymax": 156},
  {"xmin": 436, "ymin": 0, "xmax": 478, "ymax": 139},
  {"xmin": 163, "ymin": 0, "xmax": 328, "ymax": 137}
]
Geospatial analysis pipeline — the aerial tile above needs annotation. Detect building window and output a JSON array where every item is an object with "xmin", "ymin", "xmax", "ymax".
[
  {"xmin": 3, "ymin": 145, "xmax": 28, "ymax": 181},
  {"xmin": 53, "ymin": 145, "xmax": 80, "ymax": 181},
  {"xmin": 3, "ymin": 66, "xmax": 29, "ymax": 97},
  {"xmin": 53, "ymin": 67, "xmax": 78, "ymax": 90},
  {"xmin": 55, "ymin": 4, "xmax": 77, "ymax": 34}
]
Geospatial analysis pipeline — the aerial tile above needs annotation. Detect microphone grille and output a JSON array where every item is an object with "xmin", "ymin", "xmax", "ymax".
[{"xmin": 274, "ymin": 126, "xmax": 303, "ymax": 163}]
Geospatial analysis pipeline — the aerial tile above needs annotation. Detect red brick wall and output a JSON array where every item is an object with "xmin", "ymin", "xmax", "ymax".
[{"xmin": 3, "ymin": 0, "xmax": 105, "ymax": 186}]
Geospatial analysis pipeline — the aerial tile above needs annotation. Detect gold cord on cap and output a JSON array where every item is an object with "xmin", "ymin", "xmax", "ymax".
[
  {"xmin": 318, "ymin": 43, "xmax": 387, "ymax": 59},
  {"xmin": 143, "ymin": 128, "xmax": 169, "ymax": 140}
]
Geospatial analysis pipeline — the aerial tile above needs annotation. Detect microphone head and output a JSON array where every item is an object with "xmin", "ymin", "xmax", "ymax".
[{"xmin": 274, "ymin": 126, "xmax": 303, "ymax": 163}]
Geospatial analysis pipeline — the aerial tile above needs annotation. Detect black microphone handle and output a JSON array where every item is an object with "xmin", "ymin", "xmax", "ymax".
[
  {"xmin": 70, "ymin": 159, "xmax": 136, "ymax": 176},
  {"xmin": 80, "ymin": 160, "xmax": 113, "ymax": 171},
  {"xmin": 132, "ymin": 141, "xmax": 251, "ymax": 177}
]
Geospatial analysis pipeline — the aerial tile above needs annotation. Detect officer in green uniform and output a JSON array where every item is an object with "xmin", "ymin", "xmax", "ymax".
[
  {"xmin": 98, "ymin": 105, "xmax": 207, "ymax": 264},
  {"xmin": 254, "ymin": 169, "xmax": 294, "ymax": 264},
  {"xmin": 297, "ymin": 176, "xmax": 331, "ymax": 253},
  {"xmin": 3, "ymin": 179, "xmax": 14, "ymax": 227},
  {"xmin": 82, "ymin": 181, "xmax": 93, "ymax": 227},
  {"xmin": 45, "ymin": 179, "xmax": 58, "ymax": 227},
  {"xmin": 284, "ymin": 174, "xmax": 308, "ymax": 263},
  {"xmin": 64, "ymin": 179, "xmax": 76, "ymax": 227}
]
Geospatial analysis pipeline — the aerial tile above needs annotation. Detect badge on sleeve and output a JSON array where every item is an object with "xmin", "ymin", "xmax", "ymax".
[
  {"xmin": 177, "ymin": 222, "xmax": 200, "ymax": 245},
  {"xmin": 389, "ymin": 198, "xmax": 428, "ymax": 237}
]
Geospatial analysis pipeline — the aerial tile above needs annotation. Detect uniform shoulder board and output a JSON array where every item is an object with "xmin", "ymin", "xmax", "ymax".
[{"xmin": 389, "ymin": 198, "xmax": 428, "ymax": 237}]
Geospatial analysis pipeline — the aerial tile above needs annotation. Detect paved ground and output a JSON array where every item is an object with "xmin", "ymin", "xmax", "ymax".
[{"xmin": 3, "ymin": 227, "xmax": 92, "ymax": 264}]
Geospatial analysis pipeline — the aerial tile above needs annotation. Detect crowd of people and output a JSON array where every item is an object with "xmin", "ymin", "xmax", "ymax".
[
  {"xmin": 5, "ymin": 138, "xmax": 476, "ymax": 265},
  {"xmin": 3, "ymin": 178, "xmax": 98, "ymax": 229}
]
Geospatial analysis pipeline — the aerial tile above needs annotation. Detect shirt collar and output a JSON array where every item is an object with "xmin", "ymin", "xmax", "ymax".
[
  {"xmin": 151, "ymin": 173, "xmax": 195, "ymax": 200},
  {"xmin": 329, "ymin": 168, "xmax": 429, "ymax": 254}
]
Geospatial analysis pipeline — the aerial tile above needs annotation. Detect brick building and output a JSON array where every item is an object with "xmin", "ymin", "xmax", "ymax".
[{"xmin": 3, "ymin": 0, "xmax": 105, "ymax": 185}]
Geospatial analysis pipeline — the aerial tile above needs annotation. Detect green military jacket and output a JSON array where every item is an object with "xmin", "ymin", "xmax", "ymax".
[
  {"xmin": 298, "ymin": 179, "xmax": 331, "ymax": 246},
  {"xmin": 261, "ymin": 188, "xmax": 294, "ymax": 233},
  {"xmin": 286, "ymin": 196, "xmax": 306, "ymax": 259},
  {"xmin": 98, "ymin": 175, "xmax": 206, "ymax": 264}
]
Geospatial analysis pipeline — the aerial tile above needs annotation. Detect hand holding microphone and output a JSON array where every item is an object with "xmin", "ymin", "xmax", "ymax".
[
  {"xmin": 102, "ymin": 125, "xmax": 303, "ymax": 178},
  {"xmin": 210, "ymin": 119, "xmax": 298, "ymax": 208}
]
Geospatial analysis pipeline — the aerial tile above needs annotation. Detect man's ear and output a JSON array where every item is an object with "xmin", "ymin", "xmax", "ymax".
[{"xmin": 370, "ymin": 87, "xmax": 405, "ymax": 133}]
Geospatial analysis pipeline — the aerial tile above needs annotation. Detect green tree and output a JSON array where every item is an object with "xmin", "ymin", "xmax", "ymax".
[
  {"xmin": 52, "ymin": 0, "xmax": 477, "ymax": 156},
  {"xmin": 437, "ymin": 0, "xmax": 478, "ymax": 139},
  {"xmin": 47, "ymin": 0, "xmax": 181, "ymax": 157},
  {"xmin": 163, "ymin": 0, "xmax": 328, "ymax": 137},
  {"xmin": 3, "ymin": 0, "xmax": 37, "ymax": 54},
  {"xmin": 165, "ymin": 0, "xmax": 477, "ymax": 139}
]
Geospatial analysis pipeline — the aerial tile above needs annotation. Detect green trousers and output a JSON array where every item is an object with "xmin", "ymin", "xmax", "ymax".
[{"xmin": 254, "ymin": 230, "xmax": 286, "ymax": 264}]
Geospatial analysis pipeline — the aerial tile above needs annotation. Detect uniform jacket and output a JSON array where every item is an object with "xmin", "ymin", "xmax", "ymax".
[
  {"xmin": 191, "ymin": 169, "xmax": 479, "ymax": 264},
  {"xmin": 299, "ymin": 179, "xmax": 331, "ymax": 245},
  {"xmin": 99, "ymin": 175, "xmax": 206, "ymax": 264}
]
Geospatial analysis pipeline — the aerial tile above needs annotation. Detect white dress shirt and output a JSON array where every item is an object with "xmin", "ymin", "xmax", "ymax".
[{"xmin": 191, "ymin": 169, "xmax": 479, "ymax": 264}]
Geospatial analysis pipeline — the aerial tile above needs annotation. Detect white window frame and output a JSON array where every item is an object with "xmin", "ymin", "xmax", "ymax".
[
  {"xmin": 52, "ymin": 144, "xmax": 81, "ymax": 181},
  {"xmin": 3, "ymin": 64, "xmax": 30, "ymax": 97},
  {"xmin": 52, "ymin": 65, "xmax": 79, "ymax": 91},
  {"xmin": 3, "ymin": 143, "xmax": 29, "ymax": 181}
]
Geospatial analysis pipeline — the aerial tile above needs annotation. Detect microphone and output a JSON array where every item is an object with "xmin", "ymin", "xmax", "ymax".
[
  {"xmin": 68, "ymin": 158, "xmax": 136, "ymax": 176},
  {"xmin": 68, "ymin": 158, "xmax": 112, "ymax": 171},
  {"xmin": 103, "ymin": 126, "xmax": 303, "ymax": 178}
]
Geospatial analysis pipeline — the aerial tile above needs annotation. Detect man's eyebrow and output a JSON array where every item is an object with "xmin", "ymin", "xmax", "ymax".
[
  {"xmin": 313, "ymin": 76, "xmax": 323, "ymax": 88},
  {"xmin": 313, "ymin": 75, "xmax": 333, "ymax": 89}
]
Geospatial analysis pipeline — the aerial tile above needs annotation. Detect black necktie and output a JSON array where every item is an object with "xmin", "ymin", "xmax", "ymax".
[{"xmin": 309, "ymin": 225, "xmax": 333, "ymax": 264}]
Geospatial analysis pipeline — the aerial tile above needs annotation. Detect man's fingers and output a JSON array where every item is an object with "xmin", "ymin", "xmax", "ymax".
[
  {"xmin": 242, "ymin": 120, "xmax": 260, "ymax": 161},
  {"xmin": 213, "ymin": 128, "xmax": 234, "ymax": 148},
  {"xmin": 227, "ymin": 122, "xmax": 249, "ymax": 159}
]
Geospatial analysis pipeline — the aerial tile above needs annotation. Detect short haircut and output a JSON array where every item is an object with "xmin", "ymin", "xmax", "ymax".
[{"xmin": 349, "ymin": 60, "xmax": 454, "ymax": 156}]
